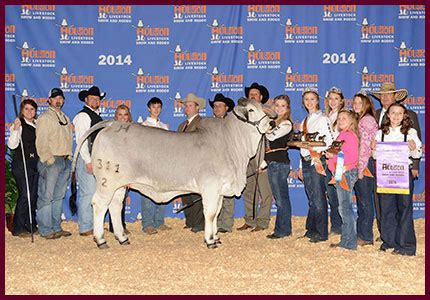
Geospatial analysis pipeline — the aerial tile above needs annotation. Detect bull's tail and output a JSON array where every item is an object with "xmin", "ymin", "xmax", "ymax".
[
  {"xmin": 69, "ymin": 120, "xmax": 115, "ymax": 215},
  {"xmin": 69, "ymin": 172, "xmax": 78, "ymax": 215}
]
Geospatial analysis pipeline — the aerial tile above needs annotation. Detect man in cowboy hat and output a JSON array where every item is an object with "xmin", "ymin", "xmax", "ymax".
[
  {"xmin": 35, "ymin": 88, "xmax": 73, "ymax": 239},
  {"xmin": 371, "ymin": 81, "xmax": 421, "ymax": 176},
  {"xmin": 237, "ymin": 83, "xmax": 273, "ymax": 232},
  {"xmin": 73, "ymin": 85, "xmax": 105, "ymax": 236},
  {"xmin": 209, "ymin": 93, "xmax": 235, "ymax": 119},
  {"xmin": 244, "ymin": 82, "xmax": 270, "ymax": 104},
  {"xmin": 177, "ymin": 93, "xmax": 206, "ymax": 232},
  {"xmin": 208, "ymin": 93, "xmax": 236, "ymax": 233}
]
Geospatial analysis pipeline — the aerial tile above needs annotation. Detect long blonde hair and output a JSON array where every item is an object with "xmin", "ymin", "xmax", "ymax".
[{"xmin": 273, "ymin": 94, "xmax": 292, "ymax": 126}]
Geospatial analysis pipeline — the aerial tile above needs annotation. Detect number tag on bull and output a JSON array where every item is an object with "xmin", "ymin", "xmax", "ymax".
[{"xmin": 334, "ymin": 151, "xmax": 344, "ymax": 182}]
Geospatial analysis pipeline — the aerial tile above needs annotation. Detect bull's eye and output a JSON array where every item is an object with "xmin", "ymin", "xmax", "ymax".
[{"xmin": 248, "ymin": 109, "xmax": 254, "ymax": 113}]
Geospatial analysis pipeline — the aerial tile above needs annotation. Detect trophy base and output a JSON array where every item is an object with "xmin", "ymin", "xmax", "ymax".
[{"xmin": 287, "ymin": 141, "xmax": 326, "ymax": 148}]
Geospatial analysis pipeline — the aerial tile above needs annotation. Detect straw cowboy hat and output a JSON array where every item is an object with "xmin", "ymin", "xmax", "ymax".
[
  {"xmin": 209, "ymin": 93, "xmax": 235, "ymax": 112},
  {"xmin": 181, "ymin": 93, "xmax": 206, "ymax": 109},
  {"xmin": 370, "ymin": 82, "xmax": 408, "ymax": 102}
]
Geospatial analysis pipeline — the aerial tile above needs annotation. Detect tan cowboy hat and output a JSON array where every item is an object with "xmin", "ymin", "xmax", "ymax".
[
  {"xmin": 370, "ymin": 82, "xmax": 408, "ymax": 102},
  {"xmin": 180, "ymin": 93, "xmax": 206, "ymax": 109}
]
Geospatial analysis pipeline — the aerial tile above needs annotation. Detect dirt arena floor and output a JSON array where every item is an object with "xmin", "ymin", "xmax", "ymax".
[{"xmin": 5, "ymin": 217, "xmax": 425, "ymax": 295}]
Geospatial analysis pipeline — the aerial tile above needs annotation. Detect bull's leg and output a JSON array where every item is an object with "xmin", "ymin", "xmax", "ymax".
[
  {"xmin": 92, "ymin": 192, "xmax": 111, "ymax": 249},
  {"xmin": 109, "ymin": 187, "xmax": 129, "ymax": 245},
  {"xmin": 212, "ymin": 195, "xmax": 224, "ymax": 243},
  {"xmin": 201, "ymin": 191, "xmax": 222, "ymax": 248}
]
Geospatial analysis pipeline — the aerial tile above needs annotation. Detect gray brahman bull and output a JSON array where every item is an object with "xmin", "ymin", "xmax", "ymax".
[{"xmin": 71, "ymin": 98, "xmax": 276, "ymax": 249}]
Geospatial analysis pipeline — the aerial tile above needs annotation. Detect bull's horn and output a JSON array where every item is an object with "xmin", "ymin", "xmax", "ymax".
[{"xmin": 237, "ymin": 97, "xmax": 248, "ymax": 106}]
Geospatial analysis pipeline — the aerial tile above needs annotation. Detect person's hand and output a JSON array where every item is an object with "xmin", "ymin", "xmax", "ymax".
[
  {"xmin": 256, "ymin": 168, "xmax": 265, "ymax": 174},
  {"xmin": 325, "ymin": 151, "xmax": 334, "ymax": 159},
  {"xmin": 86, "ymin": 163, "xmax": 93, "ymax": 174},
  {"xmin": 13, "ymin": 118, "xmax": 21, "ymax": 130},
  {"xmin": 298, "ymin": 168, "xmax": 303, "ymax": 181},
  {"xmin": 370, "ymin": 139, "xmax": 376, "ymax": 150},
  {"xmin": 358, "ymin": 172, "xmax": 364, "ymax": 180},
  {"xmin": 411, "ymin": 169, "xmax": 419, "ymax": 178},
  {"xmin": 408, "ymin": 139, "xmax": 417, "ymax": 151}
]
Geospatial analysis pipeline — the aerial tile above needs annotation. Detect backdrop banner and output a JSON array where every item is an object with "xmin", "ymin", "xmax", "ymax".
[{"xmin": 5, "ymin": 5, "xmax": 425, "ymax": 222}]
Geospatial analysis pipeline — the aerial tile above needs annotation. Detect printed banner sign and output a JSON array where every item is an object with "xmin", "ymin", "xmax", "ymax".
[{"xmin": 376, "ymin": 142, "xmax": 410, "ymax": 194}]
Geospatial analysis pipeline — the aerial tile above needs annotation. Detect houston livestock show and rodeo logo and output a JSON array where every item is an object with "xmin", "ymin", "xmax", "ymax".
[
  {"xmin": 171, "ymin": 45, "xmax": 207, "ymax": 70},
  {"xmin": 56, "ymin": 67, "xmax": 94, "ymax": 92},
  {"xmin": 395, "ymin": 41, "xmax": 425, "ymax": 67},
  {"xmin": 245, "ymin": 44, "xmax": 280, "ymax": 70},
  {"xmin": 247, "ymin": 5, "xmax": 280, "ymax": 22},
  {"xmin": 282, "ymin": 66, "xmax": 318, "ymax": 92},
  {"xmin": 57, "ymin": 18, "xmax": 95, "ymax": 45},
  {"xmin": 133, "ymin": 20, "xmax": 170, "ymax": 45},
  {"xmin": 322, "ymin": 5, "xmax": 357, "ymax": 22},
  {"xmin": 20, "ymin": 5, "xmax": 55, "ymax": 20},
  {"xmin": 98, "ymin": 5, "xmax": 132, "ymax": 23},
  {"xmin": 208, "ymin": 67, "xmax": 244, "ymax": 93},
  {"xmin": 173, "ymin": 5, "xmax": 207, "ymax": 23},
  {"xmin": 358, "ymin": 17, "xmax": 395, "ymax": 44},
  {"xmin": 18, "ymin": 41, "xmax": 56, "ymax": 68},
  {"xmin": 208, "ymin": 19, "xmax": 243, "ymax": 44},
  {"xmin": 358, "ymin": 66, "xmax": 395, "ymax": 91},
  {"xmin": 282, "ymin": 18, "xmax": 319, "ymax": 44},
  {"xmin": 398, "ymin": 5, "xmax": 425, "ymax": 20},
  {"xmin": 133, "ymin": 67, "xmax": 170, "ymax": 94}
]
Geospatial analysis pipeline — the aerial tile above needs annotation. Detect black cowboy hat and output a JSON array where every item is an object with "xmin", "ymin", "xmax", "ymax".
[
  {"xmin": 78, "ymin": 86, "xmax": 106, "ymax": 101},
  {"xmin": 209, "ymin": 93, "xmax": 235, "ymax": 112},
  {"xmin": 244, "ymin": 82, "xmax": 269, "ymax": 104}
]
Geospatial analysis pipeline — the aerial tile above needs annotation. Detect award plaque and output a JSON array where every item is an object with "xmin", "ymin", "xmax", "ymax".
[{"xmin": 287, "ymin": 131, "xmax": 326, "ymax": 148}]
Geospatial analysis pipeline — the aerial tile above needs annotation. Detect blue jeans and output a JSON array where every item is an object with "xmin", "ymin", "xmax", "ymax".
[
  {"xmin": 76, "ymin": 157, "xmax": 95, "ymax": 233},
  {"xmin": 36, "ymin": 157, "xmax": 71, "ymax": 236},
  {"xmin": 379, "ymin": 170, "xmax": 416, "ymax": 255},
  {"xmin": 267, "ymin": 161, "xmax": 292, "ymax": 237},
  {"xmin": 142, "ymin": 196, "xmax": 165, "ymax": 229},
  {"xmin": 302, "ymin": 157, "xmax": 328, "ymax": 241},
  {"xmin": 336, "ymin": 169, "xmax": 358, "ymax": 250},
  {"xmin": 324, "ymin": 165, "xmax": 341, "ymax": 234},
  {"xmin": 354, "ymin": 159, "xmax": 375, "ymax": 242}
]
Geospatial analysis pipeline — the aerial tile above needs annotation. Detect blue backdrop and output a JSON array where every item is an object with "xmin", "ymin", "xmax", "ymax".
[{"xmin": 5, "ymin": 5, "xmax": 425, "ymax": 222}]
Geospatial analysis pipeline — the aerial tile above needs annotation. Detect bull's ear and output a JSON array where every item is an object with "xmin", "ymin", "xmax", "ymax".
[
  {"xmin": 263, "ymin": 107, "xmax": 278, "ymax": 120},
  {"xmin": 237, "ymin": 97, "xmax": 248, "ymax": 107}
]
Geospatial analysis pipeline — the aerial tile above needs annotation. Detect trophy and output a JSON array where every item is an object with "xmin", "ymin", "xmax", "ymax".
[
  {"xmin": 326, "ymin": 140, "xmax": 345, "ymax": 155},
  {"xmin": 287, "ymin": 131, "xmax": 326, "ymax": 147}
]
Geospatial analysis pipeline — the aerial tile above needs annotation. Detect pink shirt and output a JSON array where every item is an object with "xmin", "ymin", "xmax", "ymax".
[
  {"xmin": 328, "ymin": 129, "xmax": 359, "ymax": 173},
  {"xmin": 357, "ymin": 114, "xmax": 378, "ymax": 176}
]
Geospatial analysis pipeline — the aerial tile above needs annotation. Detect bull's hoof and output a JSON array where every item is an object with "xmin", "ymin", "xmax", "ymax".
[
  {"xmin": 96, "ymin": 241, "xmax": 109, "ymax": 249},
  {"xmin": 215, "ymin": 239, "xmax": 222, "ymax": 245},
  {"xmin": 119, "ymin": 238, "xmax": 130, "ymax": 245},
  {"xmin": 205, "ymin": 241, "xmax": 218, "ymax": 249}
]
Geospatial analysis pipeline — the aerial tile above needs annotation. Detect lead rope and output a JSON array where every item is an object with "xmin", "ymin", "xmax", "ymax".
[{"xmin": 252, "ymin": 135, "xmax": 265, "ymax": 220}]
